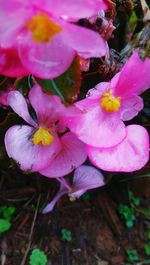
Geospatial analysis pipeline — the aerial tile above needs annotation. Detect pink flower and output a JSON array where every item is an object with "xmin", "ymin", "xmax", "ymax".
[
  {"xmin": 67, "ymin": 51, "xmax": 150, "ymax": 149},
  {"xmin": 0, "ymin": 0, "xmax": 108, "ymax": 79},
  {"xmin": 42, "ymin": 165, "xmax": 104, "ymax": 213},
  {"xmin": 87, "ymin": 124, "xmax": 149, "ymax": 172},
  {"xmin": 5, "ymin": 84, "xmax": 87, "ymax": 174},
  {"xmin": 0, "ymin": 47, "xmax": 29, "ymax": 77}
]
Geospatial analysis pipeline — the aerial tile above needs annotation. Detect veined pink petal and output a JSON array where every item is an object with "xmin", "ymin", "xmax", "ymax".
[
  {"xmin": 0, "ymin": 47, "xmax": 29, "ymax": 77},
  {"xmin": 42, "ymin": 183, "xmax": 67, "ymax": 214},
  {"xmin": 40, "ymin": 132, "xmax": 87, "ymax": 178},
  {"xmin": 5, "ymin": 125, "xmax": 61, "ymax": 172},
  {"xmin": 68, "ymin": 98, "xmax": 126, "ymax": 148},
  {"xmin": 38, "ymin": 0, "xmax": 108, "ymax": 21},
  {"xmin": 18, "ymin": 30, "xmax": 75, "ymax": 79},
  {"xmin": 87, "ymin": 125, "xmax": 149, "ymax": 172},
  {"xmin": 29, "ymin": 85, "xmax": 71, "ymax": 127},
  {"xmin": 63, "ymin": 22, "xmax": 108, "ymax": 58},
  {"xmin": 8, "ymin": 91, "xmax": 36, "ymax": 127},
  {"xmin": 113, "ymin": 51, "xmax": 150, "ymax": 97},
  {"xmin": 70, "ymin": 165, "xmax": 104, "ymax": 198},
  {"xmin": 119, "ymin": 95, "xmax": 144, "ymax": 121}
]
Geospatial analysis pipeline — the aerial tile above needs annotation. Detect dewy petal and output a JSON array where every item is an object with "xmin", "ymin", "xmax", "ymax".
[
  {"xmin": 29, "ymin": 85, "xmax": 70, "ymax": 127},
  {"xmin": 8, "ymin": 91, "xmax": 36, "ymax": 127},
  {"xmin": 18, "ymin": 30, "xmax": 75, "ymax": 79},
  {"xmin": 87, "ymin": 125, "xmax": 149, "ymax": 172},
  {"xmin": 63, "ymin": 22, "xmax": 108, "ymax": 58},
  {"xmin": 0, "ymin": 47, "xmax": 29, "ymax": 77},
  {"xmin": 70, "ymin": 165, "xmax": 104, "ymax": 198},
  {"xmin": 5, "ymin": 125, "xmax": 61, "ymax": 172},
  {"xmin": 38, "ymin": 0, "xmax": 108, "ymax": 21},
  {"xmin": 40, "ymin": 132, "xmax": 87, "ymax": 178},
  {"xmin": 68, "ymin": 98, "xmax": 126, "ymax": 148},
  {"xmin": 42, "ymin": 183, "xmax": 67, "ymax": 214},
  {"xmin": 119, "ymin": 95, "xmax": 144, "ymax": 121},
  {"xmin": 113, "ymin": 51, "xmax": 150, "ymax": 97}
]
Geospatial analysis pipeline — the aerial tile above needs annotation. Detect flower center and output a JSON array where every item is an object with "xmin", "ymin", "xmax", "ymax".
[
  {"xmin": 100, "ymin": 90, "xmax": 121, "ymax": 112},
  {"xmin": 26, "ymin": 13, "xmax": 62, "ymax": 43},
  {"xmin": 32, "ymin": 128, "xmax": 54, "ymax": 146}
]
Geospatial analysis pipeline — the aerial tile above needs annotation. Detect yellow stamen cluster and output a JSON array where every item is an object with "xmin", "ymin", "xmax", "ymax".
[
  {"xmin": 32, "ymin": 128, "xmax": 54, "ymax": 146},
  {"xmin": 26, "ymin": 13, "xmax": 62, "ymax": 43},
  {"xmin": 69, "ymin": 197, "xmax": 76, "ymax": 202},
  {"xmin": 100, "ymin": 90, "xmax": 121, "ymax": 112}
]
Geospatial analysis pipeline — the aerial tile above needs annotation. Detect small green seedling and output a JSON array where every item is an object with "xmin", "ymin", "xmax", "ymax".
[
  {"xmin": 29, "ymin": 249, "xmax": 48, "ymax": 265},
  {"xmin": 0, "ymin": 206, "xmax": 16, "ymax": 234},
  {"xmin": 127, "ymin": 249, "xmax": 139, "ymax": 262},
  {"xmin": 144, "ymin": 242, "xmax": 150, "ymax": 256},
  {"xmin": 118, "ymin": 204, "xmax": 136, "ymax": 228},
  {"xmin": 129, "ymin": 191, "xmax": 140, "ymax": 207},
  {"xmin": 61, "ymin": 228, "xmax": 72, "ymax": 242},
  {"xmin": 0, "ymin": 219, "xmax": 11, "ymax": 234},
  {"xmin": 0, "ymin": 206, "xmax": 16, "ymax": 221}
]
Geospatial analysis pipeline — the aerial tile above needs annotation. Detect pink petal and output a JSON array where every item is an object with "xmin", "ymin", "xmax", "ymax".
[
  {"xmin": 39, "ymin": 0, "xmax": 108, "ymax": 21},
  {"xmin": 42, "ymin": 183, "xmax": 67, "ymax": 213},
  {"xmin": 113, "ymin": 51, "xmax": 150, "ymax": 97},
  {"xmin": 8, "ymin": 91, "xmax": 36, "ymax": 127},
  {"xmin": 5, "ymin": 125, "xmax": 61, "ymax": 172},
  {"xmin": 70, "ymin": 165, "xmax": 104, "ymax": 198},
  {"xmin": 68, "ymin": 98, "xmax": 126, "ymax": 148},
  {"xmin": 86, "ymin": 82, "xmax": 109, "ymax": 99},
  {"xmin": 18, "ymin": 30, "xmax": 75, "ymax": 79},
  {"xmin": 119, "ymin": 96, "xmax": 144, "ymax": 121},
  {"xmin": 0, "ymin": 2, "xmax": 31, "ymax": 48},
  {"xmin": 63, "ymin": 22, "xmax": 108, "ymax": 58},
  {"xmin": 29, "ymin": 85, "xmax": 72, "ymax": 127},
  {"xmin": 40, "ymin": 132, "xmax": 87, "ymax": 178},
  {"xmin": 0, "ymin": 47, "xmax": 29, "ymax": 77},
  {"xmin": 87, "ymin": 125, "xmax": 149, "ymax": 172}
]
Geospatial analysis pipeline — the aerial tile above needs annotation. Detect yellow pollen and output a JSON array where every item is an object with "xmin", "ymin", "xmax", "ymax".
[
  {"xmin": 100, "ymin": 90, "xmax": 121, "ymax": 112},
  {"xmin": 69, "ymin": 197, "xmax": 76, "ymax": 202},
  {"xmin": 32, "ymin": 128, "xmax": 54, "ymax": 146},
  {"xmin": 26, "ymin": 13, "xmax": 62, "ymax": 43}
]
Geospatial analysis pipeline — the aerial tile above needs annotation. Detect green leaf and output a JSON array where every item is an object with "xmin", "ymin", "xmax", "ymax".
[
  {"xmin": 36, "ymin": 56, "xmax": 81, "ymax": 104},
  {"xmin": 0, "ymin": 206, "xmax": 16, "ymax": 221},
  {"xmin": 29, "ymin": 249, "xmax": 48, "ymax": 265},
  {"xmin": 0, "ymin": 219, "xmax": 11, "ymax": 233},
  {"xmin": 127, "ymin": 249, "xmax": 139, "ymax": 262},
  {"xmin": 144, "ymin": 243, "xmax": 150, "ymax": 256}
]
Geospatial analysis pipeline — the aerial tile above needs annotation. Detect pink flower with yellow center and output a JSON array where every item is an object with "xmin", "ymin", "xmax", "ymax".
[
  {"xmin": 5, "ymin": 85, "xmax": 87, "ymax": 175},
  {"xmin": 67, "ymin": 51, "xmax": 150, "ymax": 172},
  {"xmin": 0, "ymin": 0, "xmax": 108, "ymax": 78}
]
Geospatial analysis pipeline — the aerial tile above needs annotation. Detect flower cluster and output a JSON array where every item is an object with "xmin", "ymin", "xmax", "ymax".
[{"xmin": 0, "ymin": 0, "xmax": 150, "ymax": 212}]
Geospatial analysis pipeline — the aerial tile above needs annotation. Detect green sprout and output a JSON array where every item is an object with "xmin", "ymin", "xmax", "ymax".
[
  {"xmin": 0, "ymin": 206, "xmax": 16, "ymax": 221},
  {"xmin": 127, "ymin": 249, "xmax": 139, "ymax": 262},
  {"xmin": 118, "ymin": 204, "xmax": 136, "ymax": 228},
  {"xmin": 144, "ymin": 242, "xmax": 150, "ymax": 256},
  {"xmin": 128, "ymin": 191, "xmax": 140, "ymax": 207},
  {"xmin": 0, "ymin": 219, "xmax": 11, "ymax": 234},
  {"xmin": 0, "ymin": 206, "xmax": 16, "ymax": 234},
  {"xmin": 61, "ymin": 228, "xmax": 72, "ymax": 242},
  {"xmin": 29, "ymin": 249, "xmax": 48, "ymax": 265}
]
